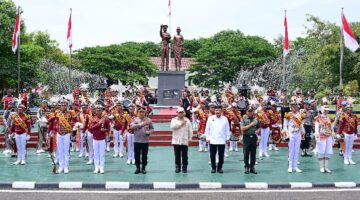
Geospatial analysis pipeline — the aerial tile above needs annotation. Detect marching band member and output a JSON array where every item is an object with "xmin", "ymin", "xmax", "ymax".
[
  {"xmin": 283, "ymin": 101, "xmax": 305, "ymax": 173},
  {"xmin": 257, "ymin": 101, "xmax": 272, "ymax": 158},
  {"xmin": 11, "ymin": 104, "xmax": 31, "ymax": 165},
  {"xmin": 88, "ymin": 105, "xmax": 110, "ymax": 174},
  {"xmin": 70, "ymin": 102, "xmax": 81, "ymax": 152},
  {"xmin": 279, "ymin": 89, "xmax": 290, "ymax": 129},
  {"xmin": 269, "ymin": 102, "xmax": 280, "ymax": 151},
  {"xmin": 3, "ymin": 100, "xmax": 16, "ymax": 154},
  {"xmin": 54, "ymin": 100, "xmax": 77, "ymax": 173},
  {"xmin": 314, "ymin": 105, "xmax": 334, "ymax": 173},
  {"xmin": 36, "ymin": 100, "xmax": 50, "ymax": 154},
  {"xmin": 228, "ymin": 103, "xmax": 242, "ymax": 152},
  {"xmin": 78, "ymin": 103, "xmax": 90, "ymax": 158},
  {"xmin": 195, "ymin": 101, "xmax": 208, "ymax": 152},
  {"xmin": 111, "ymin": 102, "xmax": 128, "ymax": 158},
  {"xmin": 125, "ymin": 104, "xmax": 137, "ymax": 164},
  {"xmin": 337, "ymin": 105, "xmax": 358, "ymax": 165},
  {"xmin": 130, "ymin": 107, "xmax": 154, "ymax": 174},
  {"xmin": 85, "ymin": 105, "xmax": 96, "ymax": 165}
]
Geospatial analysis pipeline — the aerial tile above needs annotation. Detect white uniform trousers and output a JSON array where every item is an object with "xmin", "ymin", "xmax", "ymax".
[
  {"xmin": 77, "ymin": 130, "xmax": 85, "ymax": 155},
  {"xmin": 57, "ymin": 133, "xmax": 70, "ymax": 169},
  {"xmin": 15, "ymin": 133, "xmax": 27, "ymax": 162},
  {"xmin": 113, "ymin": 130, "xmax": 124, "ymax": 155},
  {"xmin": 344, "ymin": 134, "xmax": 356, "ymax": 160},
  {"xmin": 126, "ymin": 131, "xmax": 135, "ymax": 162},
  {"xmin": 259, "ymin": 127, "xmax": 270, "ymax": 156},
  {"xmin": 93, "ymin": 139, "xmax": 106, "ymax": 169},
  {"xmin": 87, "ymin": 132, "xmax": 94, "ymax": 162},
  {"xmin": 316, "ymin": 137, "xmax": 333, "ymax": 158},
  {"xmin": 288, "ymin": 133, "xmax": 301, "ymax": 169}
]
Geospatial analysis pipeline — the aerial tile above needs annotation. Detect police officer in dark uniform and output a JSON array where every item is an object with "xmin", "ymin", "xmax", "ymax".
[{"xmin": 240, "ymin": 107, "xmax": 260, "ymax": 174}]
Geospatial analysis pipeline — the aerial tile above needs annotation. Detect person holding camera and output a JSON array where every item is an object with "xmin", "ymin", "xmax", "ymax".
[{"xmin": 130, "ymin": 107, "xmax": 154, "ymax": 174}]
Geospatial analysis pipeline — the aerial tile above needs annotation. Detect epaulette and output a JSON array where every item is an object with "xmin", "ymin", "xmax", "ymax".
[{"xmin": 284, "ymin": 112, "xmax": 291, "ymax": 119}]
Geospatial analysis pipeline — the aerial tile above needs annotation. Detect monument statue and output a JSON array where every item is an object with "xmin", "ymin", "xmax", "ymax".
[
  {"xmin": 173, "ymin": 27, "xmax": 184, "ymax": 71},
  {"xmin": 160, "ymin": 24, "xmax": 171, "ymax": 71}
]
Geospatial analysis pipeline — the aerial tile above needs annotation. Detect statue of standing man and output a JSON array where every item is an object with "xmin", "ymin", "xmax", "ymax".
[
  {"xmin": 160, "ymin": 24, "xmax": 171, "ymax": 71},
  {"xmin": 173, "ymin": 27, "xmax": 184, "ymax": 71}
]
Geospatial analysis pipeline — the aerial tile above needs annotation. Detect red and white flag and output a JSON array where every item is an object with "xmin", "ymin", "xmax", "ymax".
[
  {"xmin": 168, "ymin": 0, "xmax": 171, "ymax": 16},
  {"xmin": 342, "ymin": 13, "xmax": 359, "ymax": 52},
  {"xmin": 67, "ymin": 9, "xmax": 73, "ymax": 49},
  {"xmin": 283, "ymin": 14, "xmax": 289, "ymax": 56},
  {"xmin": 12, "ymin": 8, "xmax": 21, "ymax": 54}
]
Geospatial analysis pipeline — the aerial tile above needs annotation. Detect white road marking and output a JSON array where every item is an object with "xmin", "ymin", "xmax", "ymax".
[{"xmin": 1, "ymin": 188, "xmax": 360, "ymax": 194}]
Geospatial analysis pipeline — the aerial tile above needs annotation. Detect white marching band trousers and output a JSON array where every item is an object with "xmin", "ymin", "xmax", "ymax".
[
  {"xmin": 259, "ymin": 127, "xmax": 270, "ymax": 155},
  {"xmin": 288, "ymin": 133, "xmax": 301, "ymax": 169},
  {"xmin": 344, "ymin": 134, "xmax": 355, "ymax": 160},
  {"xmin": 113, "ymin": 130, "xmax": 124, "ymax": 155},
  {"xmin": 87, "ymin": 132, "xmax": 94, "ymax": 162},
  {"xmin": 15, "ymin": 133, "xmax": 27, "ymax": 162},
  {"xmin": 93, "ymin": 139, "xmax": 106, "ymax": 169},
  {"xmin": 57, "ymin": 133, "xmax": 70, "ymax": 169}
]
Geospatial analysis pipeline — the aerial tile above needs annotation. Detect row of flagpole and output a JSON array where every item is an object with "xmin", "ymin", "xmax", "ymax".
[
  {"xmin": 282, "ymin": 9, "xmax": 359, "ymax": 89},
  {"xmin": 11, "ymin": 6, "xmax": 73, "ymax": 95},
  {"xmin": 9, "ymin": 3, "xmax": 359, "ymax": 93}
]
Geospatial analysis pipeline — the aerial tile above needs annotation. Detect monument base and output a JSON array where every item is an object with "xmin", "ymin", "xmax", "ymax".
[{"xmin": 157, "ymin": 71, "xmax": 185, "ymax": 106}]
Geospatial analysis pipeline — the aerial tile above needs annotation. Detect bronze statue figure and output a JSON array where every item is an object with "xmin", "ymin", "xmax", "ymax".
[
  {"xmin": 173, "ymin": 27, "xmax": 184, "ymax": 71},
  {"xmin": 160, "ymin": 24, "xmax": 171, "ymax": 71}
]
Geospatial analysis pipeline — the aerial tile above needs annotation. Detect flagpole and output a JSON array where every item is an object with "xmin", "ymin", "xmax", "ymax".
[
  {"xmin": 339, "ymin": 8, "xmax": 344, "ymax": 88},
  {"xmin": 168, "ymin": 0, "xmax": 172, "ymax": 70},
  {"xmin": 69, "ymin": 8, "xmax": 72, "ymax": 81},
  {"xmin": 17, "ymin": 7, "xmax": 21, "ymax": 95},
  {"xmin": 282, "ymin": 10, "xmax": 286, "ymax": 89}
]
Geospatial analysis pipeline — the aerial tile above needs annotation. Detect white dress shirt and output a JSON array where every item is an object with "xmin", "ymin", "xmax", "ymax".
[{"xmin": 204, "ymin": 115, "xmax": 231, "ymax": 145}]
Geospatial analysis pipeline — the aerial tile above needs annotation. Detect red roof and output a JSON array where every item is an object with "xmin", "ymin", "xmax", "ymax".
[{"xmin": 150, "ymin": 57, "xmax": 195, "ymax": 70}]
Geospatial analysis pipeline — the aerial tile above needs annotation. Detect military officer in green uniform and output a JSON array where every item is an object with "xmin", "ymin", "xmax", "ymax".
[{"xmin": 241, "ymin": 107, "xmax": 260, "ymax": 174}]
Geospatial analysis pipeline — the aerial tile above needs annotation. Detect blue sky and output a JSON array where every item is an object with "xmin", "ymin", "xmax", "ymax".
[{"xmin": 13, "ymin": 0, "xmax": 360, "ymax": 52}]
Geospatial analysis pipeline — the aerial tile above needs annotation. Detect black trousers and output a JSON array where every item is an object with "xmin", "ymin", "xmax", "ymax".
[
  {"xmin": 243, "ymin": 136, "xmax": 257, "ymax": 168},
  {"xmin": 301, "ymin": 125, "xmax": 312, "ymax": 150},
  {"xmin": 173, "ymin": 145, "xmax": 188, "ymax": 168},
  {"xmin": 281, "ymin": 107, "xmax": 290, "ymax": 129},
  {"xmin": 209, "ymin": 144, "xmax": 225, "ymax": 170},
  {"xmin": 134, "ymin": 143, "xmax": 149, "ymax": 169}
]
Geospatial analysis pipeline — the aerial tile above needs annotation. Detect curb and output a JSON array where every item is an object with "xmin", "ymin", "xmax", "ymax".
[{"xmin": 0, "ymin": 181, "xmax": 359, "ymax": 190}]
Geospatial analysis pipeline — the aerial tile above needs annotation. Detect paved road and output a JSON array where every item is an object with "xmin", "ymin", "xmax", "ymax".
[{"xmin": 0, "ymin": 189, "xmax": 359, "ymax": 200}]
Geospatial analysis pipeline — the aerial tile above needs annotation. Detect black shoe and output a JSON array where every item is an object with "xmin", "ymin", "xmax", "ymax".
[
  {"xmin": 182, "ymin": 167, "xmax": 187, "ymax": 173},
  {"xmin": 175, "ymin": 167, "xmax": 180, "ymax": 173},
  {"xmin": 134, "ymin": 168, "xmax": 140, "ymax": 174},
  {"xmin": 142, "ymin": 169, "xmax": 147, "ymax": 174},
  {"xmin": 217, "ymin": 169, "xmax": 223, "ymax": 174},
  {"xmin": 211, "ymin": 169, "xmax": 216, "ymax": 173},
  {"xmin": 250, "ymin": 168, "xmax": 257, "ymax": 174},
  {"xmin": 245, "ymin": 167, "xmax": 250, "ymax": 174}
]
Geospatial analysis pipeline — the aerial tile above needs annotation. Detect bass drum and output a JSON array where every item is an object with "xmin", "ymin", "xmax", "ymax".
[{"xmin": 269, "ymin": 126, "xmax": 282, "ymax": 144}]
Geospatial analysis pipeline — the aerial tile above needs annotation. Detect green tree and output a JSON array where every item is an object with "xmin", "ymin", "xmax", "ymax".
[
  {"xmin": 188, "ymin": 30, "xmax": 276, "ymax": 89},
  {"xmin": 0, "ymin": 0, "xmax": 69, "ymax": 91},
  {"xmin": 74, "ymin": 44, "xmax": 157, "ymax": 86}
]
